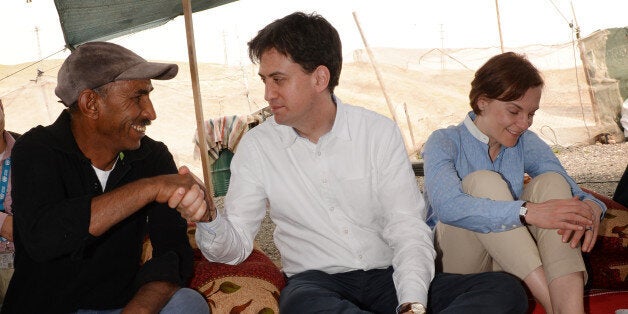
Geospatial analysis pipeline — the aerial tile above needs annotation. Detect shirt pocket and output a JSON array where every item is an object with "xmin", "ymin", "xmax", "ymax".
[{"xmin": 336, "ymin": 175, "xmax": 382, "ymax": 229}]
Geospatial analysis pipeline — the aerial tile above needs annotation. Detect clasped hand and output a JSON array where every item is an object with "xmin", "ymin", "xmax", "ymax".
[{"xmin": 156, "ymin": 166, "xmax": 215, "ymax": 223}]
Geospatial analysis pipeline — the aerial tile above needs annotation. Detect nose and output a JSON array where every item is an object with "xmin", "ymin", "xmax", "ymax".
[
  {"xmin": 264, "ymin": 82, "xmax": 276, "ymax": 102},
  {"xmin": 516, "ymin": 114, "xmax": 531, "ymax": 130},
  {"xmin": 141, "ymin": 97, "xmax": 157, "ymax": 121}
]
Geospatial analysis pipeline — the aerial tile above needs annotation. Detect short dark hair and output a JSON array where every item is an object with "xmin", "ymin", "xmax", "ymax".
[
  {"xmin": 247, "ymin": 12, "xmax": 342, "ymax": 94},
  {"xmin": 469, "ymin": 52, "xmax": 544, "ymax": 115}
]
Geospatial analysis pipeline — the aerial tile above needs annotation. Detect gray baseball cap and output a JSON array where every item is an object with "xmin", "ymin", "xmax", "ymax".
[{"xmin": 55, "ymin": 41, "xmax": 178, "ymax": 106}]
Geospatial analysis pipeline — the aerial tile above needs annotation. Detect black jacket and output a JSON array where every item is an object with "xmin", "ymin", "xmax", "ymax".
[{"xmin": 2, "ymin": 110, "xmax": 193, "ymax": 313}]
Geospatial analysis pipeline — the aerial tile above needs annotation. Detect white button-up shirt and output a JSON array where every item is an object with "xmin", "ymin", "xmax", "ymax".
[{"xmin": 196, "ymin": 97, "xmax": 435, "ymax": 305}]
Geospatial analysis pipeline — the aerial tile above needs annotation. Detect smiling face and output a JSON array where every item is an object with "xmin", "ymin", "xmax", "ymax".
[
  {"xmin": 474, "ymin": 86, "xmax": 542, "ymax": 148},
  {"xmin": 258, "ymin": 48, "xmax": 319, "ymax": 129},
  {"xmin": 93, "ymin": 79, "xmax": 155, "ymax": 152}
]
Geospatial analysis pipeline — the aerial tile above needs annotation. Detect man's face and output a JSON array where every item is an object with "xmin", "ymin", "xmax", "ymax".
[
  {"xmin": 258, "ymin": 48, "xmax": 318, "ymax": 129},
  {"xmin": 94, "ymin": 79, "xmax": 155, "ymax": 152}
]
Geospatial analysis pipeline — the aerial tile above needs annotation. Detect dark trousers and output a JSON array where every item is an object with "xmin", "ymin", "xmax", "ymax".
[{"xmin": 279, "ymin": 267, "xmax": 528, "ymax": 314}]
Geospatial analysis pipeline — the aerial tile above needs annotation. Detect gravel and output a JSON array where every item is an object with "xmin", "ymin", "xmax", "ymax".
[{"xmin": 250, "ymin": 142, "xmax": 628, "ymax": 267}]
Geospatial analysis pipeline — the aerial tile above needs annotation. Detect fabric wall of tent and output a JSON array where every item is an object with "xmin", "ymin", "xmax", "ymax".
[
  {"xmin": 54, "ymin": 0, "xmax": 236, "ymax": 49},
  {"xmin": 0, "ymin": 73, "xmax": 64, "ymax": 135},
  {"xmin": 581, "ymin": 27, "xmax": 627, "ymax": 132}
]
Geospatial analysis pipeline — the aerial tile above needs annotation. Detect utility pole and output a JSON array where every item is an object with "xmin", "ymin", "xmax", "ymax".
[{"xmin": 440, "ymin": 24, "xmax": 445, "ymax": 71}]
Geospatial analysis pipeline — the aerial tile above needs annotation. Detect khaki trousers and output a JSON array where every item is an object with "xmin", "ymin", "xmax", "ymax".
[{"xmin": 435, "ymin": 171, "xmax": 587, "ymax": 284}]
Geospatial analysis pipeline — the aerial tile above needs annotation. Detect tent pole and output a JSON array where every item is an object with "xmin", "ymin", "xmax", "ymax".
[
  {"xmin": 494, "ymin": 0, "xmax": 505, "ymax": 53},
  {"xmin": 352, "ymin": 11, "xmax": 413, "ymax": 156},
  {"xmin": 182, "ymin": 0, "xmax": 214, "ymax": 196}
]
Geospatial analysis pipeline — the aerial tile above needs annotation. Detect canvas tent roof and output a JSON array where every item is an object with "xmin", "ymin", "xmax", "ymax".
[{"xmin": 54, "ymin": 0, "xmax": 237, "ymax": 49}]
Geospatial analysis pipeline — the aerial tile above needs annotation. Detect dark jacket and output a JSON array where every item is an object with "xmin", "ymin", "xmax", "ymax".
[
  {"xmin": 614, "ymin": 163, "xmax": 628, "ymax": 208},
  {"xmin": 2, "ymin": 110, "xmax": 193, "ymax": 313}
]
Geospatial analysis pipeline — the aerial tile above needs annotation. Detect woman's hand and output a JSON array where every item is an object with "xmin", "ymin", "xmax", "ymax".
[
  {"xmin": 525, "ymin": 196, "xmax": 593, "ymax": 231},
  {"xmin": 557, "ymin": 200, "xmax": 602, "ymax": 252}
]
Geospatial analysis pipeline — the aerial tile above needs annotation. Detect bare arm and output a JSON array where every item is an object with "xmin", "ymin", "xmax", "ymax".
[
  {"xmin": 89, "ymin": 170, "xmax": 199, "ymax": 236},
  {"xmin": 122, "ymin": 281, "xmax": 178, "ymax": 314}
]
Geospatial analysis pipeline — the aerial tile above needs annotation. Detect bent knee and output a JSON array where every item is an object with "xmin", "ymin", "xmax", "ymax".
[{"xmin": 462, "ymin": 170, "xmax": 512, "ymax": 200}]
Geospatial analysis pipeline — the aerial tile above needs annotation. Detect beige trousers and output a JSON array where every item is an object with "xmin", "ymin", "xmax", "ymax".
[{"xmin": 435, "ymin": 171, "xmax": 587, "ymax": 284}]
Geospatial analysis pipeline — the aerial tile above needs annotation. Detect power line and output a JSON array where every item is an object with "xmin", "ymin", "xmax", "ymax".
[{"xmin": 0, "ymin": 47, "xmax": 67, "ymax": 82}]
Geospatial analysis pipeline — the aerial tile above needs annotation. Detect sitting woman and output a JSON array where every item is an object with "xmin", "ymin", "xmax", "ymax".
[{"xmin": 422, "ymin": 52, "xmax": 606, "ymax": 314}]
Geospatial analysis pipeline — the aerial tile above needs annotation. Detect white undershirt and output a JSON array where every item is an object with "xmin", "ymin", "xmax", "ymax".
[{"xmin": 92, "ymin": 158, "xmax": 118, "ymax": 192}]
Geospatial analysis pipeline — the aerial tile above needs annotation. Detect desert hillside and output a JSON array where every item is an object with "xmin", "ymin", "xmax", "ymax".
[{"xmin": 0, "ymin": 47, "xmax": 622, "ymax": 181}]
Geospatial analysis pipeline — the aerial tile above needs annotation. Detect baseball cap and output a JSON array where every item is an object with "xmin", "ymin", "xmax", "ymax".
[{"xmin": 55, "ymin": 41, "xmax": 179, "ymax": 106}]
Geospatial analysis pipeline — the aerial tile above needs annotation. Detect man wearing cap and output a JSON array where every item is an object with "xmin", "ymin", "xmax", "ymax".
[{"xmin": 2, "ymin": 42, "xmax": 210, "ymax": 313}]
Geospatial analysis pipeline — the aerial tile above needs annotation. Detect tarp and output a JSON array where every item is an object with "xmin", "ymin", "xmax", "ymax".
[{"xmin": 54, "ymin": 0, "xmax": 237, "ymax": 49}]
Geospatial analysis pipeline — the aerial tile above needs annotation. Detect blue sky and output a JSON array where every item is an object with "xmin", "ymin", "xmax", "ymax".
[{"xmin": 0, "ymin": 0, "xmax": 626, "ymax": 65}]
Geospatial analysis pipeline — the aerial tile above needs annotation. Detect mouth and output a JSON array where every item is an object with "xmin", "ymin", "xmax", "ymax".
[
  {"xmin": 506, "ymin": 128, "xmax": 523, "ymax": 136},
  {"xmin": 131, "ymin": 120, "xmax": 151, "ymax": 134}
]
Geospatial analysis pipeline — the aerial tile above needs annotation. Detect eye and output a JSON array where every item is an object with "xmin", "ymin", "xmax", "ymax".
[{"xmin": 273, "ymin": 77, "xmax": 283, "ymax": 84}]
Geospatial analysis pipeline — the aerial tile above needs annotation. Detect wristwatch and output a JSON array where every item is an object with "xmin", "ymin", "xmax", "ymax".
[
  {"xmin": 399, "ymin": 303, "xmax": 426, "ymax": 314},
  {"xmin": 519, "ymin": 202, "xmax": 528, "ymax": 225}
]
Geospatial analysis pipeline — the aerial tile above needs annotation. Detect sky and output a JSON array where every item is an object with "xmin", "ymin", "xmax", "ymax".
[{"xmin": 0, "ymin": 0, "xmax": 626, "ymax": 65}]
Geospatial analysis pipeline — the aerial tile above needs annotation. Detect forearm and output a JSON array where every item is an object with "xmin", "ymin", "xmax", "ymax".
[
  {"xmin": 90, "ymin": 178, "xmax": 156, "ymax": 236},
  {"xmin": 123, "ymin": 281, "xmax": 178, "ymax": 314}
]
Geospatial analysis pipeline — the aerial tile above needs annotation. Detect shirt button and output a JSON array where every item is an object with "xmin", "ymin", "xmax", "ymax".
[
  {"xmin": 322, "ymin": 178, "xmax": 327, "ymax": 184},
  {"xmin": 343, "ymin": 228, "xmax": 348, "ymax": 234},
  {"xmin": 358, "ymin": 255, "xmax": 363, "ymax": 259},
  {"xmin": 330, "ymin": 207, "xmax": 335, "ymax": 211},
  {"xmin": 317, "ymin": 151, "xmax": 321, "ymax": 156}
]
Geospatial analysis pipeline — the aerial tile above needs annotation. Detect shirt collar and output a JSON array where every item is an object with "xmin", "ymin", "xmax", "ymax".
[
  {"xmin": 275, "ymin": 95, "xmax": 349, "ymax": 148},
  {"xmin": 463, "ymin": 111, "xmax": 490, "ymax": 144}
]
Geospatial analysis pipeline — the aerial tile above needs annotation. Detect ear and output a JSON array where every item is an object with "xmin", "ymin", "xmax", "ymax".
[
  {"xmin": 77, "ymin": 90, "xmax": 99, "ymax": 119},
  {"xmin": 477, "ymin": 96, "xmax": 490, "ymax": 112},
  {"xmin": 312, "ymin": 65, "xmax": 330, "ymax": 93}
]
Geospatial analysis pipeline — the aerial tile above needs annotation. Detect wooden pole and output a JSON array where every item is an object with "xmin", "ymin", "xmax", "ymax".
[
  {"xmin": 182, "ymin": 0, "xmax": 214, "ymax": 195},
  {"xmin": 352, "ymin": 11, "xmax": 412, "ymax": 153},
  {"xmin": 494, "ymin": 0, "xmax": 505, "ymax": 53},
  {"xmin": 403, "ymin": 102, "xmax": 417, "ymax": 154},
  {"xmin": 571, "ymin": 2, "xmax": 600, "ymax": 125}
]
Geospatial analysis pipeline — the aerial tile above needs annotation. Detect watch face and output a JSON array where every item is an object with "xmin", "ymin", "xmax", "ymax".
[{"xmin": 411, "ymin": 303, "xmax": 426, "ymax": 314}]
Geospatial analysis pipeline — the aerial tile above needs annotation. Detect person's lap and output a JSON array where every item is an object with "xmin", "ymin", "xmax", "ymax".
[
  {"xmin": 280, "ymin": 267, "xmax": 527, "ymax": 314},
  {"xmin": 74, "ymin": 287, "xmax": 208, "ymax": 314}
]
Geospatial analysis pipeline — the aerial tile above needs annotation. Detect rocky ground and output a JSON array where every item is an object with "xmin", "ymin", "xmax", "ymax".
[{"xmin": 251, "ymin": 141, "xmax": 628, "ymax": 267}]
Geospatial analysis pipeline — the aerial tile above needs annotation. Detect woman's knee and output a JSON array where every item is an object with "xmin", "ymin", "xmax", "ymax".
[
  {"xmin": 524, "ymin": 172, "xmax": 571, "ymax": 202},
  {"xmin": 462, "ymin": 170, "xmax": 512, "ymax": 200}
]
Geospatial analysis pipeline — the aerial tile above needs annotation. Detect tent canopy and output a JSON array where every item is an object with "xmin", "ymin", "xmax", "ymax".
[{"xmin": 54, "ymin": 0, "xmax": 237, "ymax": 49}]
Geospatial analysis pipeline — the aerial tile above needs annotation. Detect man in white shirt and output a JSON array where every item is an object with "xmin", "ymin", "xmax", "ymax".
[{"xmin": 190, "ymin": 12, "xmax": 528, "ymax": 313}]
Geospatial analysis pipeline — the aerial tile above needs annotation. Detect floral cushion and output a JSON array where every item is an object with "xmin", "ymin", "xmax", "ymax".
[
  {"xmin": 186, "ymin": 223, "xmax": 286, "ymax": 314},
  {"xmin": 142, "ymin": 223, "xmax": 286, "ymax": 313}
]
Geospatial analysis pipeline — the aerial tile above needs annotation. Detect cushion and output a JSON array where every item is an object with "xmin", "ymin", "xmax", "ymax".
[
  {"xmin": 582, "ymin": 188, "xmax": 628, "ymax": 290},
  {"xmin": 186, "ymin": 223, "xmax": 286, "ymax": 313},
  {"xmin": 142, "ymin": 223, "xmax": 286, "ymax": 313}
]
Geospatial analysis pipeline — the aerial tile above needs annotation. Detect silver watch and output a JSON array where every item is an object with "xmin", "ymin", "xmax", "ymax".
[{"xmin": 410, "ymin": 303, "xmax": 426, "ymax": 314}]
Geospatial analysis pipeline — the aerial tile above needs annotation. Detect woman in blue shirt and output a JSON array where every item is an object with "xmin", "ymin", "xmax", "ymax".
[{"xmin": 422, "ymin": 52, "xmax": 605, "ymax": 314}]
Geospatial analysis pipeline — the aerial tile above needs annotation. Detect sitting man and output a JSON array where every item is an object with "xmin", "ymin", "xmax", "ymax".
[
  {"xmin": 2, "ymin": 42, "xmax": 208, "ymax": 313},
  {"xmin": 187, "ymin": 12, "xmax": 529, "ymax": 313}
]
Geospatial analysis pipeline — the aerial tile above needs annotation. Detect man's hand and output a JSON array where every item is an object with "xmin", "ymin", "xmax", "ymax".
[
  {"xmin": 166, "ymin": 166, "xmax": 216, "ymax": 223},
  {"xmin": 0, "ymin": 215, "xmax": 13, "ymax": 242}
]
